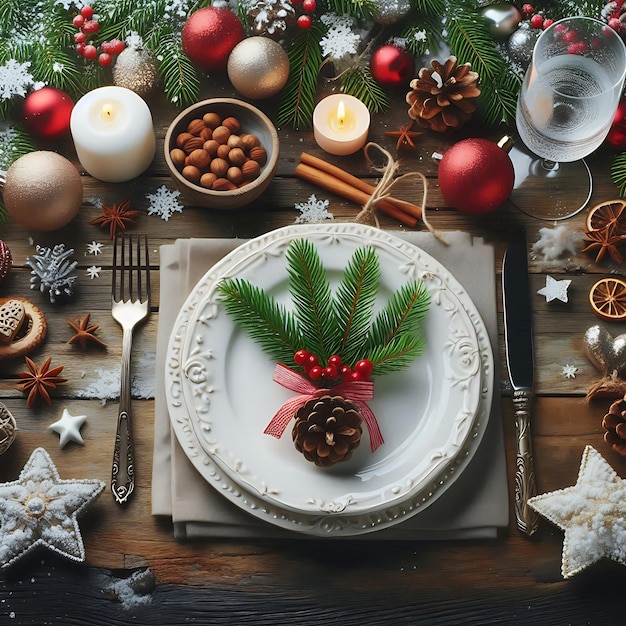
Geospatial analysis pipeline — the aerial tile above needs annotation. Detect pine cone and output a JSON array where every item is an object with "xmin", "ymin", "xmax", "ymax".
[
  {"xmin": 292, "ymin": 395, "xmax": 362, "ymax": 467},
  {"xmin": 602, "ymin": 397, "xmax": 626, "ymax": 456},
  {"xmin": 406, "ymin": 56, "xmax": 481, "ymax": 133}
]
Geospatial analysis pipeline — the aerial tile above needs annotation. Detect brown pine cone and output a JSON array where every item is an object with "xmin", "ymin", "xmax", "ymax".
[
  {"xmin": 602, "ymin": 397, "xmax": 626, "ymax": 456},
  {"xmin": 406, "ymin": 56, "xmax": 481, "ymax": 133},
  {"xmin": 292, "ymin": 395, "xmax": 362, "ymax": 467}
]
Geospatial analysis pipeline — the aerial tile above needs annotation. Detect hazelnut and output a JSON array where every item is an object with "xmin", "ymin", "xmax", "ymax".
[
  {"xmin": 182, "ymin": 136, "xmax": 204, "ymax": 154},
  {"xmin": 203, "ymin": 139, "xmax": 220, "ymax": 157},
  {"xmin": 212, "ymin": 125, "xmax": 231, "ymax": 144},
  {"xmin": 203, "ymin": 112, "xmax": 222, "ymax": 129},
  {"xmin": 199, "ymin": 127, "xmax": 213, "ymax": 141},
  {"xmin": 241, "ymin": 133, "xmax": 260, "ymax": 151},
  {"xmin": 228, "ymin": 147, "xmax": 247, "ymax": 167},
  {"xmin": 227, "ymin": 134, "xmax": 244, "ymax": 150},
  {"xmin": 212, "ymin": 177, "xmax": 237, "ymax": 191},
  {"xmin": 249, "ymin": 146, "xmax": 267, "ymax": 164},
  {"xmin": 222, "ymin": 116, "xmax": 241, "ymax": 133},
  {"xmin": 200, "ymin": 172, "xmax": 217, "ymax": 188},
  {"xmin": 169, "ymin": 148, "xmax": 186, "ymax": 168},
  {"xmin": 226, "ymin": 166, "xmax": 243, "ymax": 186},
  {"xmin": 176, "ymin": 132, "xmax": 193, "ymax": 149},
  {"xmin": 187, "ymin": 118, "xmax": 206, "ymax": 136},
  {"xmin": 186, "ymin": 148, "xmax": 211, "ymax": 170},
  {"xmin": 182, "ymin": 165, "xmax": 201, "ymax": 184},
  {"xmin": 217, "ymin": 144, "xmax": 231, "ymax": 160},
  {"xmin": 242, "ymin": 159, "xmax": 261, "ymax": 180},
  {"xmin": 210, "ymin": 157, "xmax": 229, "ymax": 177}
]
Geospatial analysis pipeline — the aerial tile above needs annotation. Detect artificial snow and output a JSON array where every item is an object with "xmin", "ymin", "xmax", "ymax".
[{"xmin": 532, "ymin": 225, "xmax": 583, "ymax": 261}]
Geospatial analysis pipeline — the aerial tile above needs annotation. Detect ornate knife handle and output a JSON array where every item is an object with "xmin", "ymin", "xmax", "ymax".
[
  {"xmin": 111, "ymin": 410, "xmax": 134, "ymax": 505},
  {"xmin": 513, "ymin": 389, "xmax": 540, "ymax": 536}
]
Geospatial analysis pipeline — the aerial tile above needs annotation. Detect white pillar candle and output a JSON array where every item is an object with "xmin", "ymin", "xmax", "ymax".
[
  {"xmin": 313, "ymin": 94, "xmax": 370, "ymax": 156},
  {"xmin": 70, "ymin": 86, "xmax": 156, "ymax": 183}
]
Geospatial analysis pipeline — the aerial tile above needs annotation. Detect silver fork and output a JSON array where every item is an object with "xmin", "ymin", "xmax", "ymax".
[{"xmin": 111, "ymin": 233, "xmax": 150, "ymax": 505}]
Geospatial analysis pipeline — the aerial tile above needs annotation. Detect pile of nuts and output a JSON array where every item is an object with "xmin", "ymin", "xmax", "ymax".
[{"xmin": 170, "ymin": 112, "xmax": 267, "ymax": 191}]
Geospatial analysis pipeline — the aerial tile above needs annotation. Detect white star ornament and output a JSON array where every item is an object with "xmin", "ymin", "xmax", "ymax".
[
  {"xmin": 49, "ymin": 409, "xmax": 87, "ymax": 448},
  {"xmin": 0, "ymin": 448, "xmax": 105, "ymax": 568},
  {"xmin": 528, "ymin": 445, "xmax": 626, "ymax": 578},
  {"xmin": 537, "ymin": 275, "xmax": 571, "ymax": 303}
]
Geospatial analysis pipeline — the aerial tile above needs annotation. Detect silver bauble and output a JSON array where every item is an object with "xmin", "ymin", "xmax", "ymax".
[
  {"xmin": 480, "ymin": 2, "xmax": 521, "ymax": 40},
  {"xmin": 372, "ymin": 0, "xmax": 411, "ymax": 24},
  {"xmin": 227, "ymin": 37, "xmax": 290, "ymax": 100},
  {"xmin": 113, "ymin": 46, "xmax": 158, "ymax": 97},
  {"xmin": 507, "ymin": 22, "xmax": 541, "ymax": 68}
]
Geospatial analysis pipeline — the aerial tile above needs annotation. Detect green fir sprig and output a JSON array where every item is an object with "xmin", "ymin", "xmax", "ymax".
[
  {"xmin": 340, "ymin": 64, "xmax": 389, "ymax": 114},
  {"xmin": 216, "ymin": 239, "xmax": 429, "ymax": 379},
  {"xmin": 611, "ymin": 153, "xmax": 626, "ymax": 197}
]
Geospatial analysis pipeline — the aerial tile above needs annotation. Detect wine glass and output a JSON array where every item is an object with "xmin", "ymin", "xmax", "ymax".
[{"xmin": 509, "ymin": 17, "xmax": 626, "ymax": 220}]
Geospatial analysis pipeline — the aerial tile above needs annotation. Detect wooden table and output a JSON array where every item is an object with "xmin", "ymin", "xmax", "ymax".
[{"xmin": 0, "ymin": 74, "xmax": 625, "ymax": 625}]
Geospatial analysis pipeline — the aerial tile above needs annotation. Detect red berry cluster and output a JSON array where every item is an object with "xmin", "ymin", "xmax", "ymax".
[
  {"xmin": 521, "ymin": 4, "xmax": 554, "ymax": 31},
  {"xmin": 72, "ymin": 6, "xmax": 125, "ymax": 67},
  {"xmin": 292, "ymin": 0, "xmax": 316, "ymax": 30},
  {"xmin": 293, "ymin": 350, "xmax": 373, "ymax": 383}
]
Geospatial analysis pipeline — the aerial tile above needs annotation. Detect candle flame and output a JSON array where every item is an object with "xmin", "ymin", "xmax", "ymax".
[
  {"xmin": 102, "ymin": 103, "xmax": 115, "ymax": 120},
  {"xmin": 336, "ymin": 100, "xmax": 346, "ymax": 128}
]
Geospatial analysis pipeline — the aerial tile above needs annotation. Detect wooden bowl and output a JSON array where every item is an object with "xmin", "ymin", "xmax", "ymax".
[{"xmin": 164, "ymin": 98, "xmax": 279, "ymax": 209}]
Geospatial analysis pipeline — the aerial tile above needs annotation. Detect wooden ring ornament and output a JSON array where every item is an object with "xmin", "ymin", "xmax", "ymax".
[{"xmin": 0, "ymin": 297, "xmax": 47, "ymax": 359}]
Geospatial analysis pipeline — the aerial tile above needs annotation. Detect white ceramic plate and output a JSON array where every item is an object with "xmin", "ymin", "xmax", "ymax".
[{"xmin": 165, "ymin": 224, "xmax": 493, "ymax": 536}]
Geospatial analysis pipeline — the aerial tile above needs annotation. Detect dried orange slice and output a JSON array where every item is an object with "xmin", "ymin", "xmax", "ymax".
[
  {"xmin": 589, "ymin": 277, "xmax": 626, "ymax": 321},
  {"xmin": 585, "ymin": 199, "xmax": 626, "ymax": 235}
]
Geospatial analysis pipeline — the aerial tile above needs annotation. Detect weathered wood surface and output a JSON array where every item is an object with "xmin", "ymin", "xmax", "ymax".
[{"xmin": 1, "ymin": 73, "xmax": 626, "ymax": 625}]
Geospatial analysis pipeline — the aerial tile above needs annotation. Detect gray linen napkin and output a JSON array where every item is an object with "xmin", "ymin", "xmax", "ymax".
[{"xmin": 152, "ymin": 231, "xmax": 509, "ymax": 539}]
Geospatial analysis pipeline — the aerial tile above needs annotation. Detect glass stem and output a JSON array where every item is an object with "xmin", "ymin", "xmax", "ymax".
[{"xmin": 540, "ymin": 159, "xmax": 559, "ymax": 172}]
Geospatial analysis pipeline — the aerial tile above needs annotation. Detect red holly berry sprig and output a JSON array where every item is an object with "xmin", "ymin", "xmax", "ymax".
[
  {"xmin": 294, "ymin": 350, "xmax": 373, "ymax": 384},
  {"xmin": 291, "ymin": 0, "xmax": 317, "ymax": 30},
  {"xmin": 521, "ymin": 4, "xmax": 554, "ymax": 31},
  {"xmin": 72, "ymin": 5, "xmax": 125, "ymax": 67}
]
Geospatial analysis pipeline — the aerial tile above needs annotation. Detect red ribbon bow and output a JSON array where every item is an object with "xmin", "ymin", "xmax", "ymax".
[{"xmin": 263, "ymin": 363, "xmax": 384, "ymax": 452}]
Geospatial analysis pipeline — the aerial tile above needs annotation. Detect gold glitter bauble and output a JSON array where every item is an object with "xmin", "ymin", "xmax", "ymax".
[
  {"xmin": 2, "ymin": 151, "xmax": 83, "ymax": 231},
  {"xmin": 113, "ymin": 47, "xmax": 158, "ymax": 97},
  {"xmin": 227, "ymin": 37, "xmax": 290, "ymax": 100}
]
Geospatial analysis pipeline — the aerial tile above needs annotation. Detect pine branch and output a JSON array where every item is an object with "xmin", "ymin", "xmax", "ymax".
[
  {"xmin": 332, "ymin": 247, "xmax": 380, "ymax": 366},
  {"xmin": 286, "ymin": 239, "xmax": 337, "ymax": 361},
  {"xmin": 366, "ymin": 334, "xmax": 426, "ymax": 376},
  {"xmin": 340, "ymin": 64, "xmax": 389, "ymax": 114},
  {"xmin": 277, "ymin": 21, "xmax": 325, "ymax": 130},
  {"xmin": 216, "ymin": 278, "xmax": 301, "ymax": 366},
  {"xmin": 156, "ymin": 35, "xmax": 201, "ymax": 107},
  {"xmin": 611, "ymin": 152, "xmax": 626, "ymax": 197},
  {"xmin": 325, "ymin": 0, "xmax": 378, "ymax": 20}
]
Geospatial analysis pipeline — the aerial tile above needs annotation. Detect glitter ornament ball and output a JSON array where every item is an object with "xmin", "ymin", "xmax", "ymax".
[
  {"xmin": 22, "ymin": 87, "xmax": 74, "ymax": 141},
  {"xmin": 1, "ymin": 151, "xmax": 83, "ymax": 231},
  {"xmin": 370, "ymin": 44, "xmax": 415, "ymax": 87},
  {"xmin": 480, "ymin": 2, "xmax": 521, "ymax": 40},
  {"xmin": 605, "ymin": 98, "xmax": 626, "ymax": 149},
  {"xmin": 437, "ymin": 138, "xmax": 515, "ymax": 214},
  {"xmin": 507, "ymin": 22, "xmax": 540, "ymax": 67},
  {"xmin": 227, "ymin": 37, "xmax": 290, "ymax": 99},
  {"xmin": 113, "ymin": 46, "xmax": 158, "ymax": 97},
  {"xmin": 182, "ymin": 7, "xmax": 244, "ymax": 72},
  {"xmin": 372, "ymin": 0, "xmax": 411, "ymax": 24}
]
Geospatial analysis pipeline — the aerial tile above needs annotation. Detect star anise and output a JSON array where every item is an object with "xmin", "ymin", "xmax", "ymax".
[
  {"xmin": 67, "ymin": 314, "xmax": 107, "ymax": 350},
  {"xmin": 90, "ymin": 199, "xmax": 141, "ymax": 239},
  {"xmin": 384, "ymin": 120, "xmax": 422, "ymax": 151},
  {"xmin": 17, "ymin": 356, "xmax": 67, "ymax": 408},
  {"xmin": 582, "ymin": 229, "xmax": 626, "ymax": 263}
]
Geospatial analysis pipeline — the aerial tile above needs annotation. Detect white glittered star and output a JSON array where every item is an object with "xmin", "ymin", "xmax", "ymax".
[
  {"xmin": 86, "ymin": 265, "xmax": 101, "ymax": 280},
  {"xmin": 528, "ymin": 446, "xmax": 626, "ymax": 578},
  {"xmin": 562, "ymin": 364, "xmax": 578, "ymax": 379},
  {"xmin": 537, "ymin": 275, "xmax": 571, "ymax": 303},
  {"xmin": 87, "ymin": 241, "xmax": 103, "ymax": 255},
  {"xmin": 0, "ymin": 448, "xmax": 104, "ymax": 568},
  {"xmin": 49, "ymin": 409, "xmax": 87, "ymax": 448}
]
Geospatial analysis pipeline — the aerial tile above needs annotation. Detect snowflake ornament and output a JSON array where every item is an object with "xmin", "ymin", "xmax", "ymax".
[
  {"xmin": 562, "ymin": 364, "xmax": 578, "ymax": 379},
  {"xmin": 146, "ymin": 185, "xmax": 183, "ymax": 221},
  {"xmin": 0, "ymin": 60, "xmax": 42, "ymax": 101},
  {"xmin": 319, "ymin": 14, "xmax": 361, "ymax": 59},
  {"xmin": 87, "ymin": 241, "xmax": 103, "ymax": 255},
  {"xmin": 295, "ymin": 194, "xmax": 334, "ymax": 224},
  {"xmin": 86, "ymin": 266, "xmax": 101, "ymax": 280},
  {"xmin": 27, "ymin": 244, "xmax": 78, "ymax": 303},
  {"xmin": 537, "ymin": 275, "xmax": 571, "ymax": 303}
]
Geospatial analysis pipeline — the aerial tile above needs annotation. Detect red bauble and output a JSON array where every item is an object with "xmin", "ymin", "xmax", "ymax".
[
  {"xmin": 182, "ymin": 7, "xmax": 244, "ymax": 72},
  {"xmin": 22, "ymin": 87, "xmax": 74, "ymax": 141},
  {"xmin": 605, "ymin": 98, "xmax": 626, "ymax": 149},
  {"xmin": 438, "ymin": 138, "xmax": 515, "ymax": 214},
  {"xmin": 370, "ymin": 45, "xmax": 415, "ymax": 88}
]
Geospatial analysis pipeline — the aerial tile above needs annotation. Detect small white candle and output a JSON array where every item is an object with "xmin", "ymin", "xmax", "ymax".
[
  {"xmin": 313, "ymin": 94, "xmax": 370, "ymax": 156},
  {"xmin": 70, "ymin": 86, "xmax": 156, "ymax": 183}
]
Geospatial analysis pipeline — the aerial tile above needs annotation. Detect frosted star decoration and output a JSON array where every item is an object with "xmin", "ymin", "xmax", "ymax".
[
  {"xmin": 49, "ymin": 409, "xmax": 87, "ymax": 448},
  {"xmin": 537, "ymin": 275, "xmax": 571, "ymax": 303},
  {"xmin": 528, "ymin": 446, "xmax": 626, "ymax": 578},
  {"xmin": 562, "ymin": 364, "xmax": 578, "ymax": 379},
  {"xmin": 0, "ymin": 448, "xmax": 104, "ymax": 568},
  {"xmin": 86, "ymin": 265, "xmax": 101, "ymax": 280}
]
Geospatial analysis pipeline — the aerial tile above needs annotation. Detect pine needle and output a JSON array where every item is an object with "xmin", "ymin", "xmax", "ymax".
[
  {"xmin": 611, "ymin": 152, "xmax": 626, "ymax": 197},
  {"xmin": 340, "ymin": 64, "xmax": 389, "ymax": 114}
]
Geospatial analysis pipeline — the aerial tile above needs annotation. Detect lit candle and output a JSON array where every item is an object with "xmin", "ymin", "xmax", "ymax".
[
  {"xmin": 313, "ymin": 94, "xmax": 370, "ymax": 156},
  {"xmin": 70, "ymin": 86, "xmax": 156, "ymax": 183}
]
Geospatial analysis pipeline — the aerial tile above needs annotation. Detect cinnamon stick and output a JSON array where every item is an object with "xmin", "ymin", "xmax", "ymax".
[
  {"xmin": 294, "ymin": 162, "xmax": 418, "ymax": 227},
  {"xmin": 300, "ymin": 152, "xmax": 423, "ymax": 219}
]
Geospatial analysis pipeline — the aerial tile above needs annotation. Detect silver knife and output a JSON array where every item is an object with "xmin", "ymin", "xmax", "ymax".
[{"xmin": 502, "ymin": 227, "xmax": 540, "ymax": 536}]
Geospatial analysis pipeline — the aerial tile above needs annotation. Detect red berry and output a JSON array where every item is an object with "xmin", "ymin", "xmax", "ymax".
[
  {"xmin": 83, "ymin": 44, "xmax": 97, "ymax": 60},
  {"xmin": 74, "ymin": 32, "xmax": 87, "ymax": 44},
  {"xmin": 340, "ymin": 365, "xmax": 352, "ymax": 380},
  {"xmin": 328, "ymin": 354, "xmax": 342, "ymax": 368},
  {"xmin": 297, "ymin": 14, "xmax": 312, "ymax": 29},
  {"xmin": 82, "ymin": 19, "xmax": 100, "ymax": 34},
  {"xmin": 323, "ymin": 365, "xmax": 337, "ymax": 379},
  {"xmin": 302, "ymin": 0, "xmax": 316, "ymax": 11},
  {"xmin": 75, "ymin": 43, "xmax": 86, "ymax": 56},
  {"xmin": 522, "ymin": 4, "xmax": 534, "ymax": 14},
  {"xmin": 108, "ymin": 39, "xmax": 126, "ymax": 55},
  {"xmin": 100, "ymin": 41, "xmax": 111, "ymax": 54},
  {"xmin": 542, "ymin": 18, "xmax": 554, "ymax": 29},
  {"xmin": 309, "ymin": 365, "xmax": 323, "ymax": 380},
  {"xmin": 72, "ymin": 15, "xmax": 85, "ymax": 28},
  {"xmin": 305, "ymin": 354, "xmax": 319, "ymax": 370},
  {"xmin": 609, "ymin": 17, "xmax": 622, "ymax": 32},
  {"xmin": 354, "ymin": 359, "xmax": 373, "ymax": 379},
  {"xmin": 294, "ymin": 349, "xmax": 309, "ymax": 365},
  {"xmin": 562, "ymin": 29, "xmax": 577, "ymax": 44},
  {"xmin": 81, "ymin": 6, "xmax": 94, "ymax": 19},
  {"xmin": 98, "ymin": 52, "xmax": 112, "ymax": 67},
  {"xmin": 530, "ymin": 14, "xmax": 543, "ymax": 29}
]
